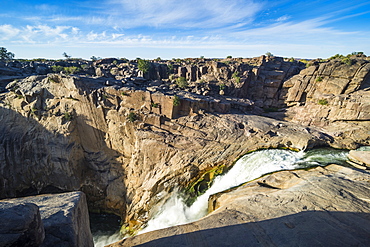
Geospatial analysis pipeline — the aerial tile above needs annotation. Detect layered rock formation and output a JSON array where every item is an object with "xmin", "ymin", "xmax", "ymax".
[
  {"xmin": 0, "ymin": 55, "xmax": 369, "ymax": 237},
  {"xmin": 278, "ymin": 56, "xmax": 370, "ymax": 148},
  {"xmin": 110, "ymin": 164, "xmax": 370, "ymax": 247}
]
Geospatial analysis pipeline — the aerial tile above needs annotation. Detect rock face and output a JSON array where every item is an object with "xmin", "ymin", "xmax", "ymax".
[
  {"xmin": 277, "ymin": 57, "xmax": 370, "ymax": 149},
  {"xmin": 0, "ymin": 202, "xmax": 44, "ymax": 247},
  {"xmin": 111, "ymin": 164, "xmax": 370, "ymax": 247},
  {"xmin": 1, "ymin": 192, "xmax": 94, "ymax": 247}
]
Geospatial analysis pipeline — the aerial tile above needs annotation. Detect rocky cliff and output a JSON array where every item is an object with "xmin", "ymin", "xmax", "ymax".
[{"xmin": 0, "ymin": 55, "xmax": 369, "ymax": 235}]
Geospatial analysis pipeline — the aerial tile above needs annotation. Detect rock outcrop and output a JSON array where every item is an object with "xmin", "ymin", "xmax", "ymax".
[
  {"xmin": 110, "ymin": 164, "xmax": 370, "ymax": 247},
  {"xmin": 1, "ymin": 192, "xmax": 94, "ymax": 247},
  {"xmin": 0, "ymin": 202, "xmax": 44, "ymax": 247},
  {"xmin": 276, "ymin": 56, "xmax": 370, "ymax": 149}
]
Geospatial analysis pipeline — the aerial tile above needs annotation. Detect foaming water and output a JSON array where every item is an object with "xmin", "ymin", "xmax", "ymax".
[
  {"xmin": 90, "ymin": 213, "xmax": 122, "ymax": 247},
  {"xmin": 92, "ymin": 148, "xmax": 350, "ymax": 244},
  {"xmin": 140, "ymin": 148, "xmax": 349, "ymax": 234}
]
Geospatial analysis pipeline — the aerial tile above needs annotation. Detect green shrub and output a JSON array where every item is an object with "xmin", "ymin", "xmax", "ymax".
[
  {"xmin": 127, "ymin": 112, "xmax": 137, "ymax": 122},
  {"xmin": 63, "ymin": 66, "xmax": 80, "ymax": 75},
  {"xmin": 63, "ymin": 112, "xmax": 72, "ymax": 121},
  {"xmin": 173, "ymin": 95, "xmax": 180, "ymax": 106},
  {"xmin": 151, "ymin": 103, "xmax": 159, "ymax": 108},
  {"xmin": 232, "ymin": 71, "xmax": 241, "ymax": 83},
  {"xmin": 51, "ymin": 65, "xmax": 64, "ymax": 73},
  {"xmin": 318, "ymin": 99, "xmax": 328, "ymax": 105},
  {"xmin": 316, "ymin": 76, "xmax": 323, "ymax": 82},
  {"xmin": 226, "ymin": 55, "xmax": 232, "ymax": 59},
  {"xmin": 341, "ymin": 57, "xmax": 352, "ymax": 65},
  {"xmin": 219, "ymin": 84, "xmax": 225, "ymax": 91},
  {"xmin": 138, "ymin": 59, "xmax": 151, "ymax": 74},
  {"xmin": 329, "ymin": 54, "xmax": 344, "ymax": 60},
  {"xmin": 175, "ymin": 77, "xmax": 188, "ymax": 89},
  {"xmin": 167, "ymin": 63, "xmax": 174, "ymax": 74}
]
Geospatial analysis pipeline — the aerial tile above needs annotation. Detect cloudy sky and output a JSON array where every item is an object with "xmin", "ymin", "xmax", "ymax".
[{"xmin": 1, "ymin": 0, "xmax": 369, "ymax": 59}]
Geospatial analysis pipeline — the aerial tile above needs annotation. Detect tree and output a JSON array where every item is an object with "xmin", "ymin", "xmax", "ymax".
[
  {"xmin": 63, "ymin": 52, "xmax": 71, "ymax": 59},
  {"xmin": 0, "ymin": 47, "xmax": 15, "ymax": 61},
  {"xmin": 265, "ymin": 52, "xmax": 273, "ymax": 56}
]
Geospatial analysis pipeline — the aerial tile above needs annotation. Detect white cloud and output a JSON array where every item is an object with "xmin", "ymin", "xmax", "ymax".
[
  {"xmin": 276, "ymin": 15, "xmax": 290, "ymax": 22},
  {"xmin": 105, "ymin": 0, "xmax": 265, "ymax": 29},
  {"xmin": 0, "ymin": 25, "xmax": 20, "ymax": 40}
]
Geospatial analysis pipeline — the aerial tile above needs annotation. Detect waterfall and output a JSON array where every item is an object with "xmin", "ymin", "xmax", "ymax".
[
  {"xmin": 92, "ymin": 148, "xmax": 349, "ymax": 246},
  {"xmin": 139, "ymin": 148, "xmax": 348, "ymax": 234}
]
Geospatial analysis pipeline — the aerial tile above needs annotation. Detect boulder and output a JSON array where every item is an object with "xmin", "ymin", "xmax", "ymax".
[
  {"xmin": 110, "ymin": 165, "xmax": 370, "ymax": 247},
  {"xmin": 0, "ymin": 202, "xmax": 44, "ymax": 247},
  {"xmin": 2, "ymin": 192, "xmax": 94, "ymax": 247}
]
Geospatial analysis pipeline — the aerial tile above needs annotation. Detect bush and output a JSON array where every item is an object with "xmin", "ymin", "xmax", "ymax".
[
  {"xmin": 175, "ymin": 77, "xmax": 188, "ymax": 89},
  {"xmin": 127, "ymin": 112, "xmax": 137, "ymax": 122},
  {"xmin": 63, "ymin": 112, "xmax": 72, "ymax": 121},
  {"xmin": 51, "ymin": 65, "xmax": 64, "ymax": 73},
  {"xmin": 226, "ymin": 55, "xmax": 232, "ymax": 59},
  {"xmin": 318, "ymin": 99, "xmax": 328, "ymax": 105},
  {"xmin": 232, "ymin": 71, "xmax": 241, "ymax": 83},
  {"xmin": 341, "ymin": 57, "xmax": 352, "ymax": 66},
  {"xmin": 329, "ymin": 54, "xmax": 344, "ymax": 60},
  {"xmin": 173, "ymin": 95, "xmax": 180, "ymax": 106},
  {"xmin": 167, "ymin": 63, "xmax": 174, "ymax": 74},
  {"xmin": 316, "ymin": 76, "xmax": 323, "ymax": 82},
  {"xmin": 151, "ymin": 103, "xmax": 159, "ymax": 108},
  {"xmin": 138, "ymin": 59, "xmax": 151, "ymax": 74},
  {"xmin": 63, "ymin": 66, "xmax": 80, "ymax": 75}
]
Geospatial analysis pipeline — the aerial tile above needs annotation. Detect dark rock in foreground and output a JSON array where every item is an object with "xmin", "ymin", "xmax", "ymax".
[
  {"xmin": 0, "ymin": 202, "xmax": 44, "ymax": 247},
  {"xmin": 1, "ymin": 192, "xmax": 93, "ymax": 247}
]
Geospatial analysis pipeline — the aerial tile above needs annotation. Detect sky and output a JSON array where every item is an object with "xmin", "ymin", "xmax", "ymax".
[{"xmin": 0, "ymin": 0, "xmax": 369, "ymax": 60}]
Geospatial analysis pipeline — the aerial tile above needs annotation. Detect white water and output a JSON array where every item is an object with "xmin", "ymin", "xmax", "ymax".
[
  {"xmin": 140, "ymin": 148, "xmax": 331, "ymax": 234},
  {"xmin": 93, "ymin": 147, "xmax": 350, "ymax": 245}
]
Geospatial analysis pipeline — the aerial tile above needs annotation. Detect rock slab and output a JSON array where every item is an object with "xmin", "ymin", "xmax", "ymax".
[
  {"xmin": 0, "ymin": 202, "xmax": 44, "ymax": 247},
  {"xmin": 348, "ymin": 150, "xmax": 370, "ymax": 167},
  {"xmin": 110, "ymin": 165, "xmax": 370, "ymax": 247},
  {"xmin": 1, "ymin": 192, "xmax": 93, "ymax": 247}
]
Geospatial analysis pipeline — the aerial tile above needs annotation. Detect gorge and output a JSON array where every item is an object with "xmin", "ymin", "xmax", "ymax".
[{"xmin": 0, "ymin": 54, "xmax": 370, "ymax": 246}]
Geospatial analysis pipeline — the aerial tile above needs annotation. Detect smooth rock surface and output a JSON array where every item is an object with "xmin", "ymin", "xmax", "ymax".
[
  {"xmin": 111, "ymin": 165, "xmax": 370, "ymax": 247},
  {"xmin": 2, "ymin": 192, "xmax": 93, "ymax": 247},
  {"xmin": 348, "ymin": 150, "xmax": 370, "ymax": 167},
  {"xmin": 0, "ymin": 202, "xmax": 44, "ymax": 247}
]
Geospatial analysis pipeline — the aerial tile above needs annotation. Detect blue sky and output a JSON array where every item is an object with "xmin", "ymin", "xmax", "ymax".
[{"xmin": 1, "ymin": 0, "xmax": 369, "ymax": 59}]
